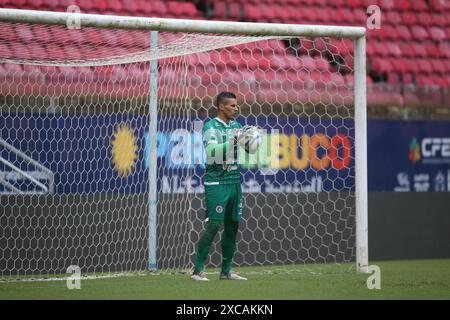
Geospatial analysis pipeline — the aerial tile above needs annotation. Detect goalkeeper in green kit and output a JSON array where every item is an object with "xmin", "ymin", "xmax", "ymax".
[{"xmin": 191, "ymin": 91, "xmax": 257, "ymax": 281}]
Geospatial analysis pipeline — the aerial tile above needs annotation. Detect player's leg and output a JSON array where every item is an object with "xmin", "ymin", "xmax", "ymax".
[
  {"xmin": 192, "ymin": 184, "xmax": 228, "ymax": 280},
  {"xmin": 220, "ymin": 183, "xmax": 247, "ymax": 280},
  {"xmin": 192, "ymin": 219, "xmax": 222, "ymax": 281},
  {"xmin": 220, "ymin": 219, "xmax": 239, "ymax": 274}
]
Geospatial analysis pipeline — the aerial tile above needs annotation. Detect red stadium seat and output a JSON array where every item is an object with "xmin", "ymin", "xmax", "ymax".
[
  {"xmin": 57, "ymin": 0, "xmax": 78, "ymax": 10},
  {"xmin": 28, "ymin": 44, "xmax": 47, "ymax": 60},
  {"xmin": 424, "ymin": 41, "xmax": 441, "ymax": 59},
  {"xmin": 328, "ymin": 8, "xmax": 343, "ymax": 24},
  {"xmin": 15, "ymin": 24, "xmax": 34, "ymax": 42},
  {"xmin": 314, "ymin": 57, "xmax": 330, "ymax": 72},
  {"xmin": 402, "ymin": 73, "xmax": 414, "ymax": 84},
  {"xmin": 378, "ymin": 0, "xmax": 395, "ymax": 10},
  {"xmin": 430, "ymin": 59, "xmax": 445, "ymax": 75},
  {"xmin": 273, "ymin": 5, "xmax": 289, "ymax": 22},
  {"xmin": 411, "ymin": 26, "xmax": 429, "ymax": 40},
  {"xmin": 24, "ymin": 0, "xmax": 44, "ymax": 9},
  {"xmin": 438, "ymin": 42, "xmax": 450, "ymax": 59},
  {"xmin": 1, "ymin": 24, "xmax": 18, "ymax": 42},
  {"xmin": 404, "ymin": 59, "xmax": 419, "ymax": 73},
  {"xmin": 429, "ymin": 13, "xmax": 447, "ymax": 27},
  {"xmin": 229, "ymin": 2, "xmax": 243, "ymax": 20},
  {"xmin": 411, "ymin": 43, "xmax": 427, "ymax": 58},
  {"xmin": 299, "ymin": 56, "xmax": 316, "ymax": 71},
  {"xmin": 429, "ymin": 27, "xmax": 447, "ymax": 41},
  {"xmin": 3, "ymin": 0, "xmax": 25, "ymax": 9},
  {"xmin": 437, "ymin": 77, "xmax": 449, "ymax": 88},
  {"xmin": 413, "ymin": 0, "xmax": 428, "ymax": 12},
  {"xmin": 418, "ymin": 12, "xmax": 434, "ymax": 26},
  {"xmin": 386, "ymin": 42, "xmax": 402, "ymax": 57},
  {"xmin": 3, "ymin": 63, "xmax": 24, "ymax": 76},
  {"xmin": 314, "ymin": 7, "xmax": 331, "ymax": 23},
  {"xmin": 385, "ymin": 11, "xmax": 402, "ymax": 25},
  {"xmin": 391, "ymin": 58, "xmax": 407, "ymax": 74},
  {"xmin": 387, "ymin": 73, "xmax": 400, "ymax": 85},
  {"xmin": 396, "ymin": 25, "xmax": 412, "ymax": 41},
  {"xmin": 121, "ymin": 0, "xmax": 139, "ymax": 15},
  {"xmin": 340, "ymin": 8, "xmax": 355, "ymax": 24},
  {"xmin": 346, "ymin": 0, "xmax": 363, "ymax": 9},
  {"xmin": 312, "ymin": 38, "xmax": 328, "ymax": 53},
  {"xmin": 401, "ymin": 11, "xmax": 417, "ymax": 25},
  {"xmin": 243, "ymin": 3, "xmax": 262, "ymax": 21},
  {"xmin": 44, "ymin": 43, "xmax": 67, "ymax": 60},
  {"xmin": 11, "ymin": 42, "xmax": 31, "ymax": 60},
  {"xmin": 0, "ymin": 44, "xmax": 12, "ymax": 59},
  {"xmin": 64, "ymin": 29, "xmax": 85, "ymax": 45},
  {"xmin": 213, "ymin": 1, "xmax": 227, "ymax": 19},
  {"xmin": 104, "ymin": 0, "xmax": 123, "ymax": 13},
  {"xmin": 397, "ymin": 1, "xmax": 411, "ymax": 11},
  {"xmin": 366, "ymin": 43, "xmax": 376, "ymax": 56},
  {"xmin": 22, "ymin": 64, "xmax": 42, "ymax": 77},
  {"xmin": 383, "ymin": 25, "xmax": 398, "ymax": 40},
  {"xmin": 352, "ymin": 8, "xmax": 366, "ymax": 25},
  {"xmin": 398, "ymin": 42, "xmax": 415, "ymax": 58},
  {"xmin": 429, "ymin": 0, "xmax": 443, "ymax": 11},
  {"xmin": 371, "ymin": 58, "xmax": 392, "ymax": 73},
  {"xmin": 31, "ymin": 25, "xmax": 52, "ymax": 43},
  {"xmin": 372, "ymin": 42, "xmax": 388, "ymax": 57},
  {"xmin": 446, "ymin": 61, "xmax": 450, "ymax": 73},
  {"xmin": 417, "ymin": 59, "xmax": 433, "ymax": 74},
  {"xmin": 260, "ymin": 4, "xmax": 276, "ymax": 22}
]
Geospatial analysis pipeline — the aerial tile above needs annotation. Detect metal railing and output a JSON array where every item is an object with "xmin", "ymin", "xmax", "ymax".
[{"xmin": 0, "ymin": 138, "xmax": 54, "ymax": 195}]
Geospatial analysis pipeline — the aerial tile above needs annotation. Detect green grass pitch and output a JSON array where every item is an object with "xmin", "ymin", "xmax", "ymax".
[{"xmin": 0, "ymin": 259, "xmax": 449, "ymax": 300}]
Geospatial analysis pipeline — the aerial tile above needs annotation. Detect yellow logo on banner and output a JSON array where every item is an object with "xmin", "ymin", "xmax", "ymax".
[{"xmin": 111, "ymin": 123, "xmax": 138, "ymax": 177}]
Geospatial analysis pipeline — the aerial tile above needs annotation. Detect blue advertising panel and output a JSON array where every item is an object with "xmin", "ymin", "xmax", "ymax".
[
  {"xmin": 368, "ymin": 120, "xmax": 450, "ymax": 192},
  {"xmin": 0, "ymin": 113, "xmax": 149, "ymax": 193},
  {"xmin": 1, "ymin": 113, "xmax": 355, "ymax": 194},
  {"xmin": 153, "ymin": 116, "xmax": 355, "ymax": 194}
]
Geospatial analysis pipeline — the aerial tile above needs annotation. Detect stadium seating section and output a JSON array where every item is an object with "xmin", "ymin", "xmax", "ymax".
[{"xmin": 0, "ymin": 0, "xmax": 449, "ymax": 106}]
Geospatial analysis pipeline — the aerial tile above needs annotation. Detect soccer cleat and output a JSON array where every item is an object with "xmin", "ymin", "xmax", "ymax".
[
  {"xmin": 219, "ymin": 271, "xmax": 247, "ymax": 280},
  {"xmin": 191, "ymin": 271, "xmax": 210, "ymax": 281}
]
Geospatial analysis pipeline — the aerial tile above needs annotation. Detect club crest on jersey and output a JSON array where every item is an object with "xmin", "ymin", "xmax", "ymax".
[{"xmin": 216, "ymin": 205, "xmax": 223, "ymax": 214}]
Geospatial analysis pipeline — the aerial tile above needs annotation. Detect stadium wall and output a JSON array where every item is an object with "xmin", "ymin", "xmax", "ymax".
[
  {"xmin": 368, "ymin": 192, "xmax": 450, "ymax": 261},
  {"xmin": 1, "ymin": 192, "xmax": 449, "ymax": 275}
]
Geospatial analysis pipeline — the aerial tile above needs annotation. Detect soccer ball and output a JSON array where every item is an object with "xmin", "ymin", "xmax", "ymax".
[{"xmin": 245, "ymin": 126, "xmax": 263, "ymax": 154}]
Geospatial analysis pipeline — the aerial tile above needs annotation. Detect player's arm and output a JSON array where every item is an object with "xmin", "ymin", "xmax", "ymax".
[
  {"xmin": 235, "ymin": 125, "xmax": 261, "ymax": 153},
  {"xmin": 204, "ymin": 126, "xmax": 247, "ymax": 157}
]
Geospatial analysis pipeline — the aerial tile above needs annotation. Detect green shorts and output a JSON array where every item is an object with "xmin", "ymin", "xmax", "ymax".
[{"xmin": 204, "ymin": 183, "xmax": 243, "ymax": 222}]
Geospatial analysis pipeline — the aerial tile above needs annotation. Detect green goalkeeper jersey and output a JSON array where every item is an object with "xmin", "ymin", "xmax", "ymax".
[{"xmin": 202, "ymin": 117, "xmax": 242, "ymax": 185}]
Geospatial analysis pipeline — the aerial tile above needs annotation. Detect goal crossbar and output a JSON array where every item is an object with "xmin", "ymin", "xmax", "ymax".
[{"xmin": 0, "ymin": 8, "xmax": 365, "ymax": 38}]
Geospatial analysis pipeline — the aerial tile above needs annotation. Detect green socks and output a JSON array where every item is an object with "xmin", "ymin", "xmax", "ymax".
[
  {"xmin": 194, "ymin": 219, "xmax": 239, "ymax": 274},
  {"xmin": 221, "ymin": 220, "xmax": 239, "ymax": 274},
  {"xmin": 194, "ymin": 219, "xmax": 221, "ymax": 273}
]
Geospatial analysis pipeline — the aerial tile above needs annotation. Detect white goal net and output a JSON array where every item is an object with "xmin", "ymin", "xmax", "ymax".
[{"xmin": 0, "ymin": 9, "xmax": 368, "ymax": 280}]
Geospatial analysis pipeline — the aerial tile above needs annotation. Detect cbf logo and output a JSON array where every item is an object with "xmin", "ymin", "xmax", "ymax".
[{"xmin": 409, "ymin": 137, "xmax": 450, "ymax": 165}]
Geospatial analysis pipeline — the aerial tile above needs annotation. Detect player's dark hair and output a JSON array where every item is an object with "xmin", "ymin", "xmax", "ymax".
[{"xmin": 216, "ymin": 91, "xmax": 236, "ymax": 109}]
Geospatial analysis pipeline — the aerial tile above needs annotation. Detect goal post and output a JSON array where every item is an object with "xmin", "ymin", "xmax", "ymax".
[{"xmin": 0, "ymin": 8, "xmax": 368, "ymax": 279}]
